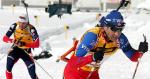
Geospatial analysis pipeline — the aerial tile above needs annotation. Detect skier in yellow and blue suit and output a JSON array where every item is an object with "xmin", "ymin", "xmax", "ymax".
[
  {"xmin": 3, "ymin": 14, "xmax": 39, "ymax": 79},
  {"xmin": 64, "ymin": 10, "xmax": 148, "ymax": 79}
]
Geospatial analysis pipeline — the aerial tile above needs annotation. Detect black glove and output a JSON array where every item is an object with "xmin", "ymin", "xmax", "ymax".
[
  {"xmin": 138, "ymin": 41, "xmax": 148, "ymax": 53},
  {"xmin": 93, "ymin": 49, "xmax": 104, "ymax": 62}
]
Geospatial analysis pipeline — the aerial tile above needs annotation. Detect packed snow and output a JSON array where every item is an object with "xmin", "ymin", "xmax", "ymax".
[{"xmin": 0, "ymin": 1, "xmax": 150, "ymax": 79}]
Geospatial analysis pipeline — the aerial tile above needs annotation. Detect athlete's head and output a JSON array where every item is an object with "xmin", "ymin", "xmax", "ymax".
[
  {"xmin": 18, "ymin": 14, "xmax": 28, "ymax": 29},
  {"xmin": 99, "ymin": 10, "xmax": 125, "ymax": 41}
]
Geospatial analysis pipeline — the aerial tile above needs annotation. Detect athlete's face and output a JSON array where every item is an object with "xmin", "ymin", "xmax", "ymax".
[
  {"xmin": 104, "ymin": 26, "xmax": 123, "ymax": 41},
  {"xmin": 19, "ymin": 22, "xmax": 28, "ymax": 29}
]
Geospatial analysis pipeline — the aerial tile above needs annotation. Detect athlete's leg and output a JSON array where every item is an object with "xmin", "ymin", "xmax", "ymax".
[{"xmin": 21, "ymin": 49, "xmax": 38, "ymax": 79}]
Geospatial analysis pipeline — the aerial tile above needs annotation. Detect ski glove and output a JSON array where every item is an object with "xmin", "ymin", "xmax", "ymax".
[
  {"xmin": 138, "ymin": 41, "xmax": 148, "ymax": 53},
  {"xmin": 93, "ymin": 49, "xmax": 104, "ymax": 62}
]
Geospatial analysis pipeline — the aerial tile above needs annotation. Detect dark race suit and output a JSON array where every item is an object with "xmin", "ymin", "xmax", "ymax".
[{"xmin": 3, "ymin": 22, "xmax": 39, "ymax": 79}]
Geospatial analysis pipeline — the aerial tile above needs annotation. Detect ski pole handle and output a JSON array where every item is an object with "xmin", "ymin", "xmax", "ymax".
[
  {"xmin": 21, "ymin": 0, "xmax": 28, "ymax": 7},
  {"xmin": 132, "ymin": 34, "xmax": 147, "ymax": 79},
  {"xmin": 116, "ymin": 0, "xmax": 130, "ymax": 11},
  {"xmin": 116, "ymin": 0, "xmax": 125, "ymax": 11}
]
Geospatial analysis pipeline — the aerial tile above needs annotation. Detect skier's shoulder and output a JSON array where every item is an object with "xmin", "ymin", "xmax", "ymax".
[
  {"xmin": 28, "ymin": 23, "xmax": 35, "ymax": 29},
  {"xmin": 10, "ymin": 22, "xmax": 17, "ymax": 28},
  {"xmin": 12, "ymin": 22, "xmax": 17, "ymax": 26},
  {"xmin": 24, "ymin": 23, "xmax": 35, "ymax": 30},
  {"xmin": 119, "ymin": 33, "xmax": 128, "ymax": 40},
  {"xmin": 87, "ymin": 27, "xmax": 102, "ymax": 34},
  {"xmin": 118, "ymin": 33, "xmax": 130, "ymax": 49}
]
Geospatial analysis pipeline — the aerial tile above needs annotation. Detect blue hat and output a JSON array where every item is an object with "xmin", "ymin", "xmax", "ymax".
[{"xmin": 99, "ymin": 10, "xmax": 125, "ymax": 27}]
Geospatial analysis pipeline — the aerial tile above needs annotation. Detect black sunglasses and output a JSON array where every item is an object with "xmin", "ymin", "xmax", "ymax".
[
  {"xmin": 110, "ymin": 26, "xmax": 124, "ymax": 32},
  {"xmin": 107, "ymin": 22, "xmax": 125, "ymax": 32}
]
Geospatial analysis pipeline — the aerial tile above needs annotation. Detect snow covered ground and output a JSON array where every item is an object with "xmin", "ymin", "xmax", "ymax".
[{"xmin": 0, "ymin": 1, "xmax": 150, "ymax": 79}]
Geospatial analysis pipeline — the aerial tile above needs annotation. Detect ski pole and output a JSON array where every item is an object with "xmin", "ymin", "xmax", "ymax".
[
  {"xmin": 56, "ymin": 39, "xmax": 78, "ymax": 62},
  {"xmin": 34, "ymin": 60, "xmax": 54, "ymax": 79},
  {"xmin": 116, "ymin": 0, "xmax": 130, "ymax": 11},
  {"xmin": 0, "ymin": 37, "xmax": 22, "ymax": 60},
  {"xmin": 132, "ymin": 34, "xmax": 147, "ymax": 79},
  {"xmin": 21, "ymin": 0, "xmax": 30, "ymax": 23},
  {"xmin": 0, "ymin": 53, "xmax": 7, "ymax": 60},
  {"xmin": 132, "ymin": 55, "xmax": 142, "ymax": 79},
  {"xmin": 116, "ymin": 0, "xmax": 125, "ymax": 11},
  {"xmin": 23, "ymin": 49, "xmax": 53, "ymax": 79},
  {"xmin": 12, "ymin": 37, "xmax": 53, "ymax": 79}
]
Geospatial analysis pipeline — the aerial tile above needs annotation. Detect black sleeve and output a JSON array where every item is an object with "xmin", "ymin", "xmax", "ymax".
[
  {"xmin": 6, "ymin": 23, "xmax": 17, "ymax": 37},
  {"xmin": 30, "ymin": 26, "xmax": 39, "ymax": 41}
]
